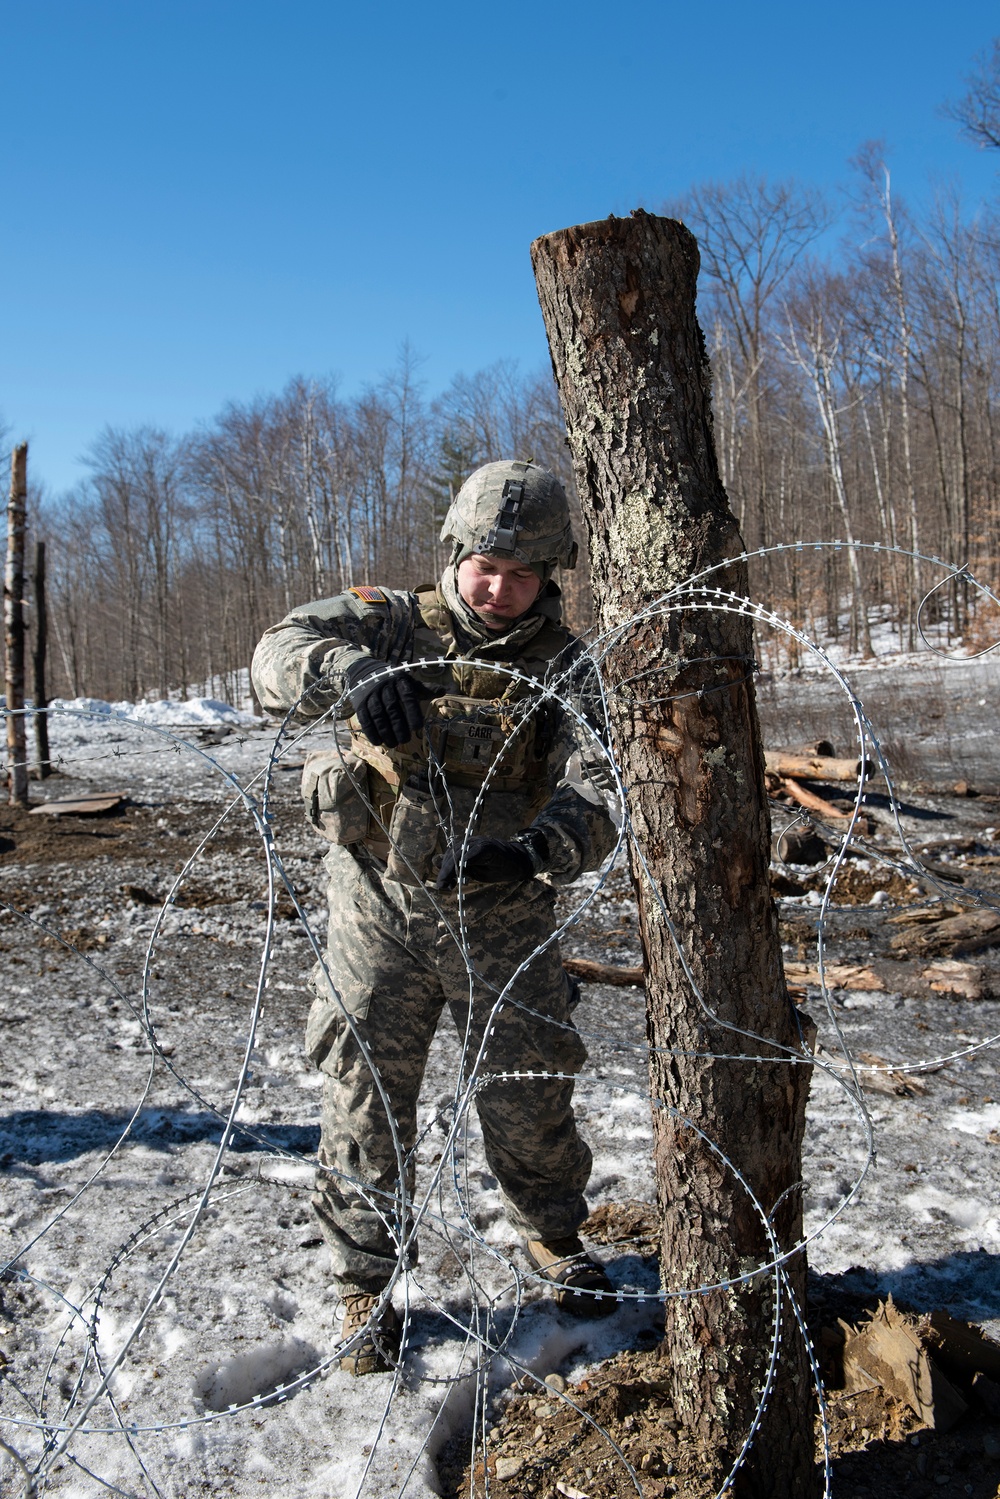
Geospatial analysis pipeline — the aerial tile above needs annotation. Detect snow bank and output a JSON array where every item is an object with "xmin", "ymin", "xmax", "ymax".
[{"xmin": 49, "ymin": 695, "xmax": 259, "ymax": 727}]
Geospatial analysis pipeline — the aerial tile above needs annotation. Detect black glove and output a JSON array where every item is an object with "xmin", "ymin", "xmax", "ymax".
[
  {"xmin": 344, "ymin": 657, "xmax": 427, "ymax": 748},
  {"xmin": 436, "ymin": 830, "xmax": 548, "ymax": 891}
]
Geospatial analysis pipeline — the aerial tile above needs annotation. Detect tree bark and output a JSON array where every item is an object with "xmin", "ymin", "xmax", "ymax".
[
  {"xmin": 532, "ymin": 212, "xmax": 815, "ymax": 1497},
  {"xmin": 33, "ymin": 540, "xmax": 51, "ymax": 778},
  {"xmin": 5, "ymin": 443, "xmax": 29, "ymax": 806}
]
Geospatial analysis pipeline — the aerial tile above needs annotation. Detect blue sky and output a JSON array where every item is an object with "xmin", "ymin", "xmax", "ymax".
[{"xmin": 2, "ymin": 0, "xmax": 998, "ymax": 495}]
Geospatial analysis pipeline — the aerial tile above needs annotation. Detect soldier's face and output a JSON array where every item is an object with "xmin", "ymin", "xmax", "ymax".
[{"xmin": 457, "ymin": 553, "xmax": 543, "ymax": 630}]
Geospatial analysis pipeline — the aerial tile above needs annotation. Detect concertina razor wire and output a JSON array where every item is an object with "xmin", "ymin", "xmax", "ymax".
[{"xmin": 0, "ymin": 539, "xmax": 997, "ymax": 1499}]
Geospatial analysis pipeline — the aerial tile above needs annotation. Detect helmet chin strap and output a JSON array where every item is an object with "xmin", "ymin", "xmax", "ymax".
[{"xmin": 443, "ymin": 562, "xmax": 542, "ymax": 640}]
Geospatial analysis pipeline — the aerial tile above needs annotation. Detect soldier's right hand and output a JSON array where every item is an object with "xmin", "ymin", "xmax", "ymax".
[{"xmin": 344, "ymin": 657, "xmax": 427, "ymax": 748}]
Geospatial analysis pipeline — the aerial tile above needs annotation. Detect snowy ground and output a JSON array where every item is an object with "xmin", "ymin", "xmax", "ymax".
[{"xmin": 1, "ymin": 652, "xmax": 999, "ymax": 1498}]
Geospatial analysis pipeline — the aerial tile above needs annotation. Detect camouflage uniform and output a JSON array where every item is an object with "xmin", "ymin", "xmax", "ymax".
[{"xmin": 252, "ymin": 506, "xmax": 615, "ymax": 1294}]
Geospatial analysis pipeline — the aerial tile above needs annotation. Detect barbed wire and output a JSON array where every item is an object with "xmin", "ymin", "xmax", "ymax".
[{"xmin": 0, "ymin": 545, "xmax": 998, "ymax": 1498}]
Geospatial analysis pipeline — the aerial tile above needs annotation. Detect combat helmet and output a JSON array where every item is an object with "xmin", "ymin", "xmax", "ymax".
[{"xmin": 441, "ymin": 460, "xmax": 578, "ymax": 576}]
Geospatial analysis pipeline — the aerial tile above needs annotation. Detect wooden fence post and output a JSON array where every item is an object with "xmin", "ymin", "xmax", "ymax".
[
  {"xmin": 5, "ymin": 443, "xmax": 29, "ymax": 806},
  {"xmin": 33, "ymin": 539, "xmax": 51, "ymax": 778}
]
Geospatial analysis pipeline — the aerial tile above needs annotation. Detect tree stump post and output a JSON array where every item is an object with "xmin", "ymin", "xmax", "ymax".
[
  {"xmin": 5, "ymin": 443, "xmax": 29, "ymax": 807},
  {"xmin": 532, "ymin": 212, "xmax": 815, "ymax": 1496}
]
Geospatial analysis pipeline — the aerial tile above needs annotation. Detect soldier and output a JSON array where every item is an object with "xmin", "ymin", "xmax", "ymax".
[{"xmin": 251, "ymin": 460, "xmax": 618, "ymax": 1375}]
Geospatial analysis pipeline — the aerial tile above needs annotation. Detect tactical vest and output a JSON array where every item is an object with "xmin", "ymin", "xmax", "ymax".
[{"xmin": 303, "ymin": 584, "xmax": 573, "ymax": 878}]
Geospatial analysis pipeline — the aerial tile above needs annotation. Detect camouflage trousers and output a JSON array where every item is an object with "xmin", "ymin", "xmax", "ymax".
[{"xmin": 305, "ymin": 844, "xmax": 592, "ymax": 1291}]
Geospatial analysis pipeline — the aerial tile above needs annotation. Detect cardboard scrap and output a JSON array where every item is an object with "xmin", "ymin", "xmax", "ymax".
[{"xmin": 29, "ymin": 791, "xmax": 126, "ymax": 818}]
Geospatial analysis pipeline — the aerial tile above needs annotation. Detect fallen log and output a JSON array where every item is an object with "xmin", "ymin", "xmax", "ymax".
[
  {"xmin": 764, "ymin": 750, "xmax": 864, "ymax": 783},
  {"xmin": 886, "ymin": 903, "xmax": 965, "ymax": 926},
  {"xmin": 793, "ymin": 739, "xmax": 835, "ymax": 758},
  {"xmin": 785, "ymin": 956, "xmax": 991, "ymax": 1002},
  {"xmin": 926, "ymin": 1309, "xmax": 1000, "ymax": 1385},
  {"xmin": 916, "ymin": 837, "xmax": 979, "ymax": 858},
  {"xmin": 911, "ymin": 858, "xmax": 966, "ymax": 885},
  {"xmin": 854, "ymin": 1049, "xmax": 929, "ymax": 1097},
  {"xmin": 889, "ymin": 907, "xmax": 1000, "ymax": 958},
  {"xmin": 774, "ymin": 825, "xmax": 827, "ymax": 865},
  {"xmin": 563, "ymin": 957, "xmax": 645, "ymax": 987}
]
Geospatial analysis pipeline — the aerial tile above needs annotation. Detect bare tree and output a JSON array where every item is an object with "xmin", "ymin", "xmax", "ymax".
[
  {"xmin": 852, "ymin": 146, "xmax": 923, "ymax": 643},
  {"xmin": 782, "ymin": 267, "xmax": 874, "ymax": 655},
  {"xmin": 31, "ymin": 217, "xmax": 1000, "ymax": 702},
  {"xmin": 948, "ymin": 38, "xmax": 1000, "ymax": 153},
  {"xmin": 667, "ymin": 174, "xmax": 830, "ymax": 560}
]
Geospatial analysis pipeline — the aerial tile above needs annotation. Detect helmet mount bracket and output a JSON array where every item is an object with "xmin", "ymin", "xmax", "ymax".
[{"xmin": 481, "ymin": 480, "xmax": 526, "ymax": 557}]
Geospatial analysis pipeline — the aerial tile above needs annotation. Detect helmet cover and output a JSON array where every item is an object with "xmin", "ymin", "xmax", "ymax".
[{"xmin": 440, "ymin": 460, "xmax": 578, "ymax": 572}]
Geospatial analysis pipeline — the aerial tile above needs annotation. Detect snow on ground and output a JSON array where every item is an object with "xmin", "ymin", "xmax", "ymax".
[
  {"xmin": 49, "ymin": 696, "xmax": 260, "ymax": 728},
  {"xmin": 1, "ymin": 643, "xmax": 999, "ymax": 1497}
]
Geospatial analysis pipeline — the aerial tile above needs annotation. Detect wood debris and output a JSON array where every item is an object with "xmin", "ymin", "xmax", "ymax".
[
  {"xmin": 764, "ymin": 750, "xmax": 864, "ymax": 783},
  {"xmin": 774, "ymin": 825, "xmax": 827, "ymax": 865},
  {"xmin": 889, "ymin": 907, "xmax": 1000, "ymax": 958},
  {"xmin": 584, "ymin": 1200, "xmax": 659, "ymax": 1252},
  {"xmin": 915, "ymin": 837, "xmax": 979, "ymax": 859},
  {"xmin": 838, "ymin": 1298, "xmax": 966, "ymax": 1431},
  {"xmin": 886, "ymin": 902, "xmax": 965, "ymax": 926},
  {"xmin": 121, "ymin": 883, "xmax": 161, "ymax": 906},
  {"xmin": 783, "ymin": 961, "xmax": 884, "ymax": 994},
  {"xmin": 921, "ymin": 959, "xmax": 988, "ymax": 1000},
  {"xmin": 852, "ymin": 1050, "xmax": 929, "ymax": 1097},
  {"xmin": 778, "ymin": 777, "xmax": 850, "ymax": 820},
  {"xmin": 925, "ymin": 1309, "xmax": 1000, "ymax": 1385},
  {"xmin": 563, "ymin": 957, "xmax": 644, "ymax": 987},
  {"xmin": 915, "ymin": 859, "xmax": 967, "ymax": 885}
]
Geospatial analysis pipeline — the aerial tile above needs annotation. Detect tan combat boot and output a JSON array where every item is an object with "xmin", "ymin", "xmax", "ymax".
[
  {"xmin": 525, "ymin": 1235, "xmax": 617, "ymax": 1318},
  {"xmin": 338, "ymin": 1290, "xmax": 402, "ymax": 1376}
]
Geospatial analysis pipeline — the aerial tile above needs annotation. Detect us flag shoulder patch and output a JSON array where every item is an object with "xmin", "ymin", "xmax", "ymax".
[{"xmin": 348, "ymin": 585, "xmax": 390, "ymax": 604}]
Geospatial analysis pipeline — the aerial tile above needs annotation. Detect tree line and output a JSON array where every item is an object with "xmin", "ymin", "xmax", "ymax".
[
  {"xmin": 671, "ymin": 148, "xmax": 1000, "ymax": 661},
  {"xmin": 8, "ymin": 144, "xmax": 1000, "ymax": 705},
  {"xmin": 25, "ymin": 355, "xmax": 581, "ymax": 707}
]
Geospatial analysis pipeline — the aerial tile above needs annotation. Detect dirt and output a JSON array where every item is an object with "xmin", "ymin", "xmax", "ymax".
[{"xmin": 438, "ymin": 1223, "xmax": 1000, "ymax": 1499}]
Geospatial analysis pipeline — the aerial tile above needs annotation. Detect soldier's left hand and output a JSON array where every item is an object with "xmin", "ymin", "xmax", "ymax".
[{"xmin": 436, "ymin": 831, "xmax": 548, "ymax": 890}]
